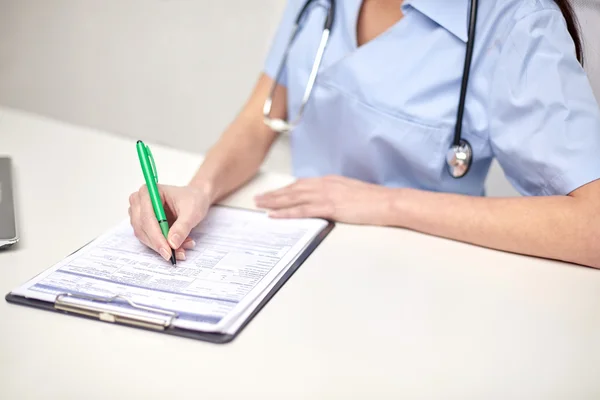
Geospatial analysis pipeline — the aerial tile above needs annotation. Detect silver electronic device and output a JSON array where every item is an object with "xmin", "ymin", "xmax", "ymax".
[{"xmin": 0, "ymin": 157, "xmax": 18, "ymax": 249}]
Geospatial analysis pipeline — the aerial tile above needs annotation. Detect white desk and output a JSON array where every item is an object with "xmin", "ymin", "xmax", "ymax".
[{"xmin": 1, "ymin": 106, "xmax": 599, "ymax": 399}]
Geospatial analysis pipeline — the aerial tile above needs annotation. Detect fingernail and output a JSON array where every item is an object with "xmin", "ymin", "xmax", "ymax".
[
  {"xmin": 169, "ymin": 234, "xmax": 181, "ymax": 248},
  {"xmin": 176, "ymin": 251, "xmax": 186, "ymax": 261},
  {"xmin": 159, "ymin": 248, "xmax": 171, "ymax": 261},
  {"xmin": 183, "ymin": 240, "xmax": 196, "ymax": 249}
]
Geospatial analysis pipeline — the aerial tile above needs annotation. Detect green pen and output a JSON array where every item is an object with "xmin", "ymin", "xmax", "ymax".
[{"xmin": 136, "ymin": 140, "xmax": 176, "ymax": 265}]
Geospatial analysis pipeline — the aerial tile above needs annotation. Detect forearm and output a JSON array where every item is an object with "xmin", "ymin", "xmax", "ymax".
[
  {"xmin": 188, "ymin": 116, "xmax": 276, "ymax": 203},
  {"xmin": 188, "ymin": 74, "xmax": 285, "ymax": 203},
  {"xmin": 390, "ymin": 188, "xmax": 600, "ymax": 268}
]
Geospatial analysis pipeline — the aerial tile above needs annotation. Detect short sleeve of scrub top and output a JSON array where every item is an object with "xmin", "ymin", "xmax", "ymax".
[
  {"xmin": 489, "ymin": 9, "xmax": 600, "ymax": 196},
  {"xmin": 262, "ymin": 0, "xmax": 600, "ymax": 197}
]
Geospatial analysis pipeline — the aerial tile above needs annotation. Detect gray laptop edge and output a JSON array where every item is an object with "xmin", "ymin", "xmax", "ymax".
[{"xmin": 0, "ymin": 157, "xmax": 18, "ymax": 249}]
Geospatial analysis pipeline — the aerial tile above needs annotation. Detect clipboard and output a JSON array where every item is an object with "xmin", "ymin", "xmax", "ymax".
[{"xmin": 5, "ymin": 216, "xmax": 334, "ymax": 344}]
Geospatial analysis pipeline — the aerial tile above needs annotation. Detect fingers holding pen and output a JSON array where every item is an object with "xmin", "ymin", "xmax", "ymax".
[
  {"xmin": 129, "ymin": 204, "xmax": 153, "ymax": 250},
  {"xmin": 129, "ymin": 189, "xmax": 173, "ymax": 262},
  {"xmin": 129, "ymin": 190, "xmax": 199, "ymax": 262},
  {"xmin": 174, "ymin": 237, "xmax": 197, "ymax": 261},
  {"xmin": 129, "ymin": 183, "xmax": 210, "ymax": 263}
]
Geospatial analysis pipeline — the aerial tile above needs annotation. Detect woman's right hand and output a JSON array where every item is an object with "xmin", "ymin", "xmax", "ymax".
[{"xmin": 128, "ymin": 184, "xmax": 210, "ymax": 261}]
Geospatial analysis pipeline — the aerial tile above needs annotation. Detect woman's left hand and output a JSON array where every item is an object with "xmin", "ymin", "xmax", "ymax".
[{"xmin": 254, "ymin": 175, "xmax": 395, "ymax": 225}]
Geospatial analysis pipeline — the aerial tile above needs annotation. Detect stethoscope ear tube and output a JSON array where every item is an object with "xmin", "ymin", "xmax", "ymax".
[
  {"xmin": 325, "ymin": 0, "xmax": 335, "ymax": 30},
  {"xmin": 295, "ymin": 0, "xmax": 335, "ymax": 31}
]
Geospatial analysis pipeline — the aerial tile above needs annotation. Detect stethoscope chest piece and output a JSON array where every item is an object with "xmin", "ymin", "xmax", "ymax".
[{"xmin": 446, "ymin": 139, "xmax": 473, "ymax": 179}]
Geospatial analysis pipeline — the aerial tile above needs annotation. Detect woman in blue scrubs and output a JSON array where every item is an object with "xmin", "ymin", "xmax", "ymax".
[{"xmin": 129, "ymin": 0, "xmax": 600, "ymax": 268}]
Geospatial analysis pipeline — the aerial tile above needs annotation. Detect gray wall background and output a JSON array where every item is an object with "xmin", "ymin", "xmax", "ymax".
[{"xmin": 1, "ymin": 0, "xmax": 599, "ymax": 197}]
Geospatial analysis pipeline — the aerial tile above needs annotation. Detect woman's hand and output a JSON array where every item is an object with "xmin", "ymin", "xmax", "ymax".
[
  {"xmin": 254, "ymin": 175, "xmax": 395, "ymax": 225},
  {"xmin": 128, "ymin": 184, "xmax": 210, "ymax": 261}
]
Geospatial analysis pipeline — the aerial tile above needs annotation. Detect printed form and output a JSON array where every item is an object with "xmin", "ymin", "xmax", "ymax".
[{"xmin": 11, "ymin": 206, "xmax": 328, "ymax": 333}]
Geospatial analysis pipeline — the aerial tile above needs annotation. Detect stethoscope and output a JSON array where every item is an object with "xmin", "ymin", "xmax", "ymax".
[{"xmin": 263, "ymin": 0, "xmax": 479, "ymax": 178}]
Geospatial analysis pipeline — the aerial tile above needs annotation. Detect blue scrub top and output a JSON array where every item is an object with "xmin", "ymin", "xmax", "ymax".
[{"xmin": 263, "ymin": 0, "xmax": 600, "ymax": 196}]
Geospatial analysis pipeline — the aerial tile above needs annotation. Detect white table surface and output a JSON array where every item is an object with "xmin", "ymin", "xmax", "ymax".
[{"xmin": 1, "ymin": 106, "xmax": 599, "ymax": 399}]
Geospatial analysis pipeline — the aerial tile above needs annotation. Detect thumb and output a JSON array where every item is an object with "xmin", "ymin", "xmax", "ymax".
[{"xmin": 167, "ymin": 204, "xmax": 201, "ymax": 249}]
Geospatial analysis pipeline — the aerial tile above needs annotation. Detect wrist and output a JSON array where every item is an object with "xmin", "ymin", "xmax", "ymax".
[{"xmin": 188, "ymin": 177, "xmax": 217, "ymax": 204}]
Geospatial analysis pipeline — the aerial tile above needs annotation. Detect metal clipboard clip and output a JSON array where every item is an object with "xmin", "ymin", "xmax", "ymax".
[{"xmin": 54, "ymin": 293, "xmax": 178, "ymax": 331}]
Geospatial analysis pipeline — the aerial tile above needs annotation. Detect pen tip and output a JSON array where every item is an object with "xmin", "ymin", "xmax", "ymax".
[{"xmin": 170, "ymin": 253, "xmax": 176, "ymax": 265}]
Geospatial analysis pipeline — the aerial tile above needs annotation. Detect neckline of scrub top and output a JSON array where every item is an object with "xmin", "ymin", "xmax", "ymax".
[
  {"xmin": 344, "ymin": 0, "xmax": 404, "ymax": 51},
  {"xmin": 402, "ymin": 0, "xmax": 469, "ymax": 42},
  {"xmin": 342, "ymin": 0, "xmax": 470, "ymax": 51},
  {"xmin": 315, "ymin": 0, "xmax": 472, "ymax": 90},
  {"xmin": 328, "ymin": 0, "xmax": 410, "ymax": 79},
  {"xmin": 327, "ymin": 0, "xmax": 470, "ymax": 83}
]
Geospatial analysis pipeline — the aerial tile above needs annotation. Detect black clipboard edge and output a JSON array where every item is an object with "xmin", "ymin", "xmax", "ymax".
[{"xmin": 5, "ymin": 220, "xmax": 335, "ymax": 344}]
